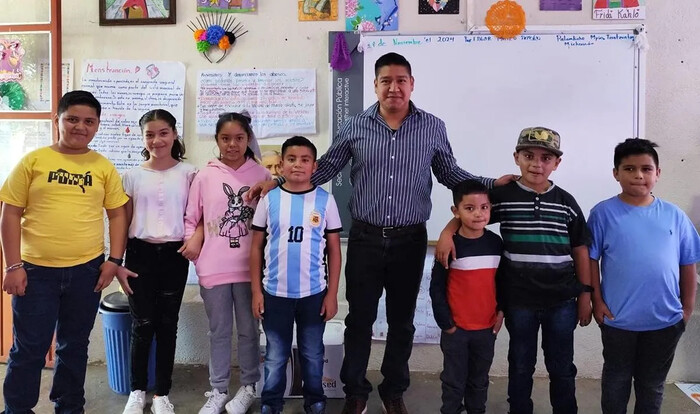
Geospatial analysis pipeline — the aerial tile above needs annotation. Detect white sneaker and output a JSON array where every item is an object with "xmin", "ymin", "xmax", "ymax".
[
  {"xmin": 198, "ymin": 389, "xmax": 229, "ymax": 414},
  {"xmin": 151, "ymin": 395, "xmax": 175, "ymax": 414},
  {"xmin": 225, "ymin": 385, "xmax": 255, "ymax": 414},
  {"xmin": 123, "ymin": 390, "xmax": 146, "ymax": 414}
]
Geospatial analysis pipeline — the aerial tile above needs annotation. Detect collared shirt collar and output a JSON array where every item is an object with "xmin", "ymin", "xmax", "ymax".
[
  {"xmin": 363, "ymin": 100, "xmax": 422, "ymax": 121},
  {"xmin": 516, "ymin": 180, "xmax": 557, "ymax": 194}
]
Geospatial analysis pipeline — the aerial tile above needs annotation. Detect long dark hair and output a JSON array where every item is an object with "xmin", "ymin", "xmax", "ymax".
[
  {"xmin": 139, "ymin": 109, "xmax": 186, "ymax": 161},
  {"xmin": 216, "ymin": 112, "xmax": 255, "ymax": 160}
]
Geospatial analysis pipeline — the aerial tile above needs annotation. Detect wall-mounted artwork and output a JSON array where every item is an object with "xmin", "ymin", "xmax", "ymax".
[
  {"xmin": 0, "ymin": 39, "xmax": 25, "ymax": 82},
  {"xmin": 197, "ymin": 0, "xmax": 257, "ymax": 13},
  {"xmin": 593, "ymin": 0, "xmax": 645, "ymax": 19},
  {"xmin": 298, "ymin": 0, "xmax": 338, "ymax": 21},
  {"xmin": 418, "ymin": 0, "xmax": 459, "ymax": 15},
  {"xmin": 259, "ymin": 145, "xmax": 283, "ymax": 179},
  {"xmin": 540, "ymin": 0, "xmax": 582, "ymax": 11},
  {"xmin": 346, "ymin": 0, "xmax": 398, "ymax": 32},
  {"xmin": 99, "ymin": 0, "xmax": 176, "ymax": 26}
]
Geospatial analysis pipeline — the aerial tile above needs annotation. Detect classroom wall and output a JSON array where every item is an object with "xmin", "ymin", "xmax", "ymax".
[{"xmin": 61, "ymin": 0, "xmax": 700, "ymax": 380}]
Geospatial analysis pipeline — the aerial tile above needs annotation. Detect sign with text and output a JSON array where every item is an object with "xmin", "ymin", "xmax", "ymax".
[
  {"xmin": 328, "ymin": 32, "xmax": 364, "ymax": 239},
  {"xmin": 196, "ymin": 69, "xmax": 317, "ymax": 139},
  {"xmin": 81, "ymin": 59, "xmax": 186, "ymax": 173},
  {"xmin": 593, "ymin": 0, "xmax": 645, "ymax": 20}
]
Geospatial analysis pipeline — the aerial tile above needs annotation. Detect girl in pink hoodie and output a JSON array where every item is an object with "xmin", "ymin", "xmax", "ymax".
[{"xmin": 184, "ymin": 112, "xmax": 270, "ymax": 414}]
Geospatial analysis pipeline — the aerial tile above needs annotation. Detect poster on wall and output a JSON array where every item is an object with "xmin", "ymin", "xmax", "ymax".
[
  {"xmin": 540, "ymin": 0, "xmax": 582, "ymax": 11},
  {"xmin": 197, "ymin": 0, "xmax": 256, "ymax": 13},
  {"xmin": 0, "ymin": 39, "xmax": 25, "ymax": 82},
  {"xmin": 100, "ymin": 0, "xmax": 175, "ymax": 25},
  {"xmin": 259, "ymin": 144, "xmax": 283, "ymax": 179},
  {"xmin": 418, "ymin": 0, "xmax": 459, "ymax": 15},
  {"xmin": 372, "ymin": 256, "xmax": 441, "ymax": 344},
  {"xmin": 593, "ymin": 0, "xmax": 645, "ymax": 20},
  {"xmin": 298, "ymin": 0, "xmax": 338, "ymax": 21},
  {"xmin": 346, "ymin": 0, "xmax": 398, "ymax": 32},
  {"xmin": 196, "ymin": 69, "xmax": 316, "ymax": 139},
  {"xmin": 81, "ymin": 59, "xmax": 186, "ymax": 173},
  {"xmin": 0, "ymin": 121, "xmax": 52, "ymax": 185},
  {"xmin": 38, "ymin": 59, "xmax": 74, "ymax": 105}
]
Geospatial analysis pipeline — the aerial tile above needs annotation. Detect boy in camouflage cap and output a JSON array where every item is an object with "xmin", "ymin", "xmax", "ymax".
[{"xmin": 436, "ymin": 126, "xmax": 592, "ymax": 414}]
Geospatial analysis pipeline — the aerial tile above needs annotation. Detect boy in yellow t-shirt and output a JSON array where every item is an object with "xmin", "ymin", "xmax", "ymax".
[{"xmin": 0, "ymin": 90, "xmax": 135, "ymax": 413}]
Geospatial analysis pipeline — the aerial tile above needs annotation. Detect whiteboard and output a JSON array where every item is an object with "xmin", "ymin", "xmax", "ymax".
[{"xmin": 359, "ymin": 30, "xmax": 643, "ymax": 241}]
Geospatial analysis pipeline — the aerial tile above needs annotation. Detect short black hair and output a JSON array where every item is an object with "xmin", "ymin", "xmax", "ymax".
[
  {"xmin": 613, "ymin": 138, "xmax": 659, "ymax": 169},
  {"xmin": 58, "ymin": 90, "xmax": 101, "ymax": 118},
  {"xmin": 452, "ymin": 180, "xmax": 490, "ymax": 206},
  {"xmin": 374, "ymin": 52, "xmax": 412, "ymax": 78},
  {"xmin": 281, "ymin": 136, "xmax": 317, "ymax": 161},
  {"xmin": 138, "ymin": 109, "xmax": 186, "ymax": 161}
]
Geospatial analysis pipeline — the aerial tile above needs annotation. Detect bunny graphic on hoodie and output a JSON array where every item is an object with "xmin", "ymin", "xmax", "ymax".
[
  {"xmin": 219, "ymin": 183, "xmax": 254, "ymax": 248},
  {"xmin": 184, "ymin": 157, "xmax": 271, "ymax": 288}
]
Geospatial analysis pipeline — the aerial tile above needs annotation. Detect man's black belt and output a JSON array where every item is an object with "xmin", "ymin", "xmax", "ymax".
[{"xmin": 352, "ymin": 220, "xmax": 426, "ymax": 238}]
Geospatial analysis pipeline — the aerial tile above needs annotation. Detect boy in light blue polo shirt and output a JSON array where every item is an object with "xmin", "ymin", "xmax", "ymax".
[{"xmin": 588, "ymin": 138, "xmax": 700, "ymax": 414}]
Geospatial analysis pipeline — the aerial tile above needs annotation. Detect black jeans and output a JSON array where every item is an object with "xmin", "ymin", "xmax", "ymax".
[
  {"xmin": 600, "ymin": 320, "xmax": 685, "ymax": 414},
  {"xmin": 125, "ymin": 238, "xmax": 188, "ymax": 396},
  {"xmin": 440, "ymin": 328, "xmax": 496, "ymax": 414},
  {"xmin": 340, "ymin": 221, "xmax": 427, "ymax": 400}
]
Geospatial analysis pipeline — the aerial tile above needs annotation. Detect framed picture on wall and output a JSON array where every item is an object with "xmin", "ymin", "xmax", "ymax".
[{"xmin": 99, "ymin": 0, "xmax": 176, "ymax": 26}]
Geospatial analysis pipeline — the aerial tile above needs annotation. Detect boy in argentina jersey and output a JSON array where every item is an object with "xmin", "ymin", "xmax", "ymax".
[{"xmin": 250, "ymin": 136, "xmax": 342, "ymax": 414}]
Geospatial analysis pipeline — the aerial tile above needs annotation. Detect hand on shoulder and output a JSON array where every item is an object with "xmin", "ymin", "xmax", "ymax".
[{"xmin": 494, "ymin": 174, "xmax": 520, "ymax": 187}]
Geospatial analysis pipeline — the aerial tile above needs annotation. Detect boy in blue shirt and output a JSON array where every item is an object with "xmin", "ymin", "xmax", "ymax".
[
  {"xmin": 250, "ymin": 136, "xmax": 343, "ymax": 414},
  {"xmin": 437, "ymin": 127, "xmax": 592, "ymax": 414},
  {"xmin": 588, "ymin": 138, "xmax": 700, "ymax": 414}
]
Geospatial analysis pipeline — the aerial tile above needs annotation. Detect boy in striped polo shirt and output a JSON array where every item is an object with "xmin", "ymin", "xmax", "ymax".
[
  {"xmin": 437, "ymin": 127, "xmax": 592, "ymax": 414},
  {"xmin": 250, "ymin": 136, "xmax": 343, "ymax": 414},
  {"xmin": 430, "ymin": 180, "xmax": 504, "ymax": 414}
]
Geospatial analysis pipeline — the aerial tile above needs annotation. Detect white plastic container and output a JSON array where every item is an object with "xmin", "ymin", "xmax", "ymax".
[{"xmin": 256, "ymin": 320, "xmax": 345, "ymax": 398}]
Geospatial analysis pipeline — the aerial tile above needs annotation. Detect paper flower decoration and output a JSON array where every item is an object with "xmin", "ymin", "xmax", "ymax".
[
  {"xmin": 187, "ymin": 13, "xmax": 247, "ymax": 63},
  {"xmin": 0, "ymin": 81, "xmax": 27, "ymax": 110},
  {"xmin": 485, "ymin": 0, "xmax": 526, "ymax": 39}
]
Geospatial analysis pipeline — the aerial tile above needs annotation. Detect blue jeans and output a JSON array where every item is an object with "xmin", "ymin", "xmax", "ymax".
[
  {"xmin": 505, "ymin": 299, "xmax": 578, "ymax": 414},
  {"xmin": 600, "ymin": 321, "xmax": 685, "ymax": 414},
  {"xmin": 3, "ymin": 256, "xmax": 103, "ymax": 414},
  {"xmin": 261, "ymin": 290, "xmax": 326, "ymax": 412}
]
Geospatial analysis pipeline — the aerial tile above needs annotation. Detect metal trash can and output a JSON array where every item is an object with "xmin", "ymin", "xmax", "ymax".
[{"xmin": 99, "ymin": 292, "xmax": 156, "ymax": 395}]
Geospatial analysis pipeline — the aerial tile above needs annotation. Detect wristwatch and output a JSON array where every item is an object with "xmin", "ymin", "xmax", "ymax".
[
  {"xmin": 582, "ymin": 284, "xmax": 594, "ymax": 293},
  {"xmin": 107, "ymin": 256, "xmax": 123, "ymax": 266}
]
